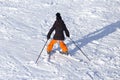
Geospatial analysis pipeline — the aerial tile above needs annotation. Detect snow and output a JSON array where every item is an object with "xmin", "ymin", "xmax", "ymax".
[{"xmin": 0, "ymin": 0, "xmax": 120, "ymax": 80}]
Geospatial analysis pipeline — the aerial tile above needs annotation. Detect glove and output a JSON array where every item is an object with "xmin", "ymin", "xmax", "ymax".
[
  {"xmin": 66, "ymin": 31, "xmax": 70, "ymax": 37},
  {"xmin": 68, "ymin": 34, "xmax": 70, "ymax": 37},
  {"xmin": 66, "ymin": 34, "xmax": 70, "ymax": 37},
  {"xmin": 47, "ymin": 35, "xmax": 50, "ymax": 40}
]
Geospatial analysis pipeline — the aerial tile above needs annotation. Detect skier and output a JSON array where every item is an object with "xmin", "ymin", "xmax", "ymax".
[{"xmin": 47, "ymin": 12, "xmax": 70, "ymax": 55}]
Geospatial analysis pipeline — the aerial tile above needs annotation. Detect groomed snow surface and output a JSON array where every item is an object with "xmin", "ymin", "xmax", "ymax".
[{"xmin": 0, "ymin": 0, "xmax": 120, "ymax": 80}]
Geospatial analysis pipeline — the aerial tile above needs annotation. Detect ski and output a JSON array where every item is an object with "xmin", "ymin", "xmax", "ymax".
[
  {"xmin": 46, "ymin": 50, "xmax": 83, "ymax": 62},
  {"xmin": 56, "ymin": 51, "xmax": 82, "ymax": 62},
  {"xmin": 60, "ymin": 54, "xmax": 81, "ymax": 62},
  {"xmin": 47, "ymin": 50, "xmax": 56, "ymax": 62}
]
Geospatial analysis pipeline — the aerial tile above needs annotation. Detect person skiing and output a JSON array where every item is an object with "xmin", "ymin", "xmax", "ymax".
[{"xmin": 47, "ymin": 12, "xmax": 70, "ymax": 55}]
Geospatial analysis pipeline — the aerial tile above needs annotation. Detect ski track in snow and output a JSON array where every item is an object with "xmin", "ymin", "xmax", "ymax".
[{"xmin": 0, "ymin": 0, "xmax": 120, "ymax": 80}]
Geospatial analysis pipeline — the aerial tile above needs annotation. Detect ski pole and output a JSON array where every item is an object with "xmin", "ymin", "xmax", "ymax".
[
  {"xmin": 69, "ymin": 37, "xmax": 91, "ymax": 61},
  {"xmin": 35, "ymin": 40, "xmax": 48, "ymax": 64}
]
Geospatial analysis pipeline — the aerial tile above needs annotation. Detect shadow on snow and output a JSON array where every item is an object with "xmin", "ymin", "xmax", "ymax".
[{"xmin": 67, "ymin": 21, "xmax": 120, "ymax": 56}]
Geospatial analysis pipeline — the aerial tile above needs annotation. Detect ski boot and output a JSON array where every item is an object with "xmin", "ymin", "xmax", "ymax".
[{"xmin": 60, "ymin": 51, "xmax": 69, "ymax": 55}]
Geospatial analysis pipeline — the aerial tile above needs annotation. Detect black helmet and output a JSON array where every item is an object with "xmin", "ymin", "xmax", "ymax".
[
  {"xmin": 56, "ymin": 12, "xmax": 62, "ymax": 20},
  {"xmin": 56, "ymin": 13, "xmax": 60, "ymax": 17}
]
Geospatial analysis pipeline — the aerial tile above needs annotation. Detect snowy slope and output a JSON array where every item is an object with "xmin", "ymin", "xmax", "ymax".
[{"xmin": 0, "ymin": 0, "xmax": 120, "ymax": 80}]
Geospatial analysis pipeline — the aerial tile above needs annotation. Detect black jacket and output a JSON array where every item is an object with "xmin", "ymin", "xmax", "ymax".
[{"xmin": 47, "ymin": 19, "xmax": 70, "ymax": 40}]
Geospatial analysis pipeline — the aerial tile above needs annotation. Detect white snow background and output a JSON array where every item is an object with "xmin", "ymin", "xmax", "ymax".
[{"xmin": 0, "ymin": 0, "xmax": 120, "ymax": 80}]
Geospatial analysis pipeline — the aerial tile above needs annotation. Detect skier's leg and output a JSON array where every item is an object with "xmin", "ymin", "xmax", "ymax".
[
  {"xmin": 47, "ymin": 39, "xmax": 57, "ymax": 54},
  {"xmin": 59, "ymin": 41, "xmax": 68, "ymax": 54}
]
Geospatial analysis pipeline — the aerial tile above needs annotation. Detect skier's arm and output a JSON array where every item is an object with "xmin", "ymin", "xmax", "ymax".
[
  {"xmin": 64, "ymin": 23, "xmax": 70, "ymax": 37},
  {"xmin": 47, "ymin": 22, "xmax": 56, "ymax": 40}
]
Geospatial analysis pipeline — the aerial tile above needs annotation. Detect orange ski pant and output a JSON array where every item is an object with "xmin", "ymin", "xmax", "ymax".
[{"xmin": 47, "ymin": 39, "xmax": 68, "ymax": 53}]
